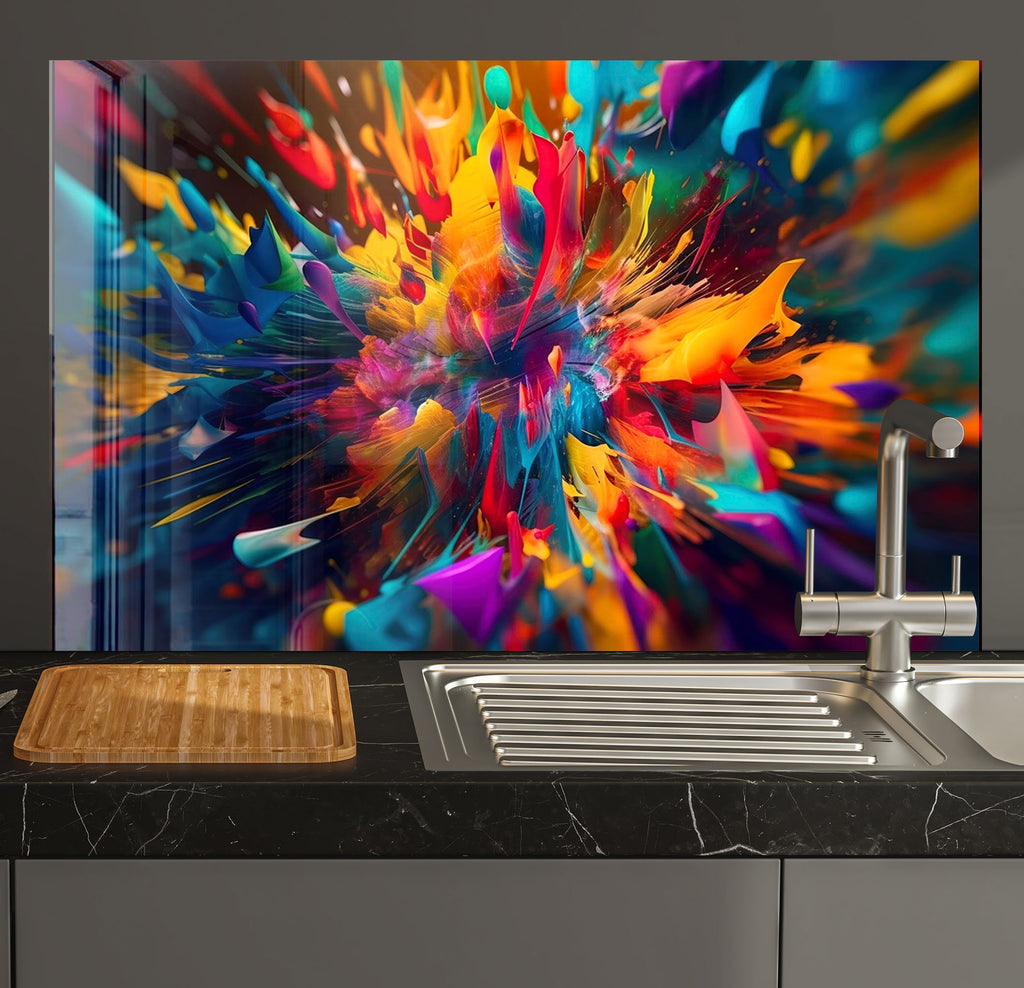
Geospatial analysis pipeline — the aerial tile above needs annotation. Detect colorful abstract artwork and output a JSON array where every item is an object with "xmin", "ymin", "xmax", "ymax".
[{"xmin": 53, "ymin": 60, "xmax": 980, "ymax": 651}]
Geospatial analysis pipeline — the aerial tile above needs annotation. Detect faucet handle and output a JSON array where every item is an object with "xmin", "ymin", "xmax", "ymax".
[
  {"xmin": 944, "ymin": 553, "xmax": 977, "ymax": 636},
  {"xmin": 796, "ymin": 528, "xmax": 838, "ymax": 636}
]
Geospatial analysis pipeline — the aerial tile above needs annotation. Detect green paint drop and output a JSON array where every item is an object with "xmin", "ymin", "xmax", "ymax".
[
  {"xmin": 468, "ymin": 61, "xmax": 486, "ymax": 151},
  {"xmin": 522, "ymin": 95, "xmax": 548, "ymax": 139},
  {"xmin": 383, "ymin": 61, "xmax": 405, "ymax": 134},
  {"xmin": 197, "ymin": 155, "xmax": 213, "ymax": 172},
  {"xmin": 260, "ymin": 212, "xmax": 305, "ymax": 293},
  {"xmin": 484, "ymin": 66, "xmax": 512, "ymax": 110}
]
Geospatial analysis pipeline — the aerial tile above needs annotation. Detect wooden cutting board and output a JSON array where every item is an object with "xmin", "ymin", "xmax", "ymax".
[{"xmin": 13, "ymin": 664, "xmax": 357, "ymax": 763}]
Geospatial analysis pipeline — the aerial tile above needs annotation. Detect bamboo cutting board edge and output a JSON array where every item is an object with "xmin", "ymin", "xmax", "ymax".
[{"xmin": 13, "ymin": 663, "xmax": 357, "ymax": 764}]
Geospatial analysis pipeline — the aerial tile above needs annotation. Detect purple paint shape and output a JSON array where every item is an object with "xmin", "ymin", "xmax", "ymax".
[
  {"xmin": 659, "ymin": 61, "xmax": 724, "ymax": 151},
  {"xmin": 835, "ymin": 380, "xmax": 902, "ymax": 410},
  {"xmin": 718, "ymin": 512, "xmax": 801, "ymax": 569},
  {"xmin": 303, "ymin": 259, "xmax": 366, "ymax": 340},
  {"xmin": 414, "ymin": 547, "xmax": 505, "ymax": 643},
  {"xmin": 238, "ymin": 300, "xmax": 261, "ymax": 331},
  {"xmin": 612, "ymin": 558, "xmax": 654, "ymax": 649}
]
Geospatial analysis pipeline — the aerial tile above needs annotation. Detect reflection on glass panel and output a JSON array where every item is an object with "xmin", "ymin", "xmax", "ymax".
[
  {"xmin": 53, "ymin": 61, "xmax": 115, "ymax": 649},
  {"xmin": 52, "ymin": 60, "xmax": 980, "ymax": 652}
]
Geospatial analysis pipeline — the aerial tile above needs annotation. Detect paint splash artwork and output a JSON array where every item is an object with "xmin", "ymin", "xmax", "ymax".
[{"xmin": 53, "ymin": 60, "xmax": 980, "ymax": 651}]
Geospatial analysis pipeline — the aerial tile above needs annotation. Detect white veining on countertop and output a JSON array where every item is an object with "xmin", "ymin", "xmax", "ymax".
[
  {"xmin": 553, "ymin": 782, "xmax": 605, "ymax": 855},
  {"xmin": 687, "ymin": 783, "xmax": 705, "ymax": 851},
  {"xmin": 700, "ymin": 843, "xmax": 769, "ymax": 857}
]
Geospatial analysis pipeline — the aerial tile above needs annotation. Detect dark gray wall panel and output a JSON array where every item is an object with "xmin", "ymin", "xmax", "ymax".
[
  {"xmin": 2, "ymin": 3, "xmax": 1017, "ymax": 648},
  {"xmin": 980, "ymin": 150, "xmax": 1024, "ymax": 649}
]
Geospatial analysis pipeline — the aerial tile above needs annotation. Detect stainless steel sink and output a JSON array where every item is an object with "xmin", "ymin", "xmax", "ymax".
[
  {"xmin": 916, "ymin": 677, "xmax": 1024, "ymax": 765},
  {"xmin": 415, "ymin": 668, "xmax": 940, "ymax": 770},
  {"xmin": 401, "ymin": 660, "xmax": 1024, "ymax": 773}
]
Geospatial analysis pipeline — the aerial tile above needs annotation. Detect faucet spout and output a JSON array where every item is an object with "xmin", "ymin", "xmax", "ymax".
[{"xmin": 875, "ymin": 399, "xmax": 965, "ymax": 599}]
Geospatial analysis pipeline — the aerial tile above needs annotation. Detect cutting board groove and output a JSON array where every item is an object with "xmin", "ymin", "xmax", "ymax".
[{"xmin": 13, "ymin": 664, "xmax": 357, "ymax": 763}]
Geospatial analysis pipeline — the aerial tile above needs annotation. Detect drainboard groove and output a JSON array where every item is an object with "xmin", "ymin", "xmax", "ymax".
[
  {"xmin": 480, "ymin": 709, "xmax": 844, "ymax": 727},
  {"xmin": 489, "ymin": 734, "xmax": 865, "ymax": 753},
  {"xmin": 494, "ymin": 748, "xmax": 877, "ymax": 766},
  {"xmin": 473, "ymin": 681, "xmax": 873, "ymax": 767},
  {"xmin": 473, "ymin": 685, "xmax": 823, "ymax": 703},
  {"xmin": 477, "ymin": 698, "xmax": 833, "ymax": 715},
  {"xmin": 483, "ymin": 721, "xmax": 853, "ymax": 739}
]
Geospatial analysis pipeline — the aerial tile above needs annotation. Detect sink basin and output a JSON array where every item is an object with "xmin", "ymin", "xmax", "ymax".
[
  {"xmin": 401, "ymin": 660, "xmax": 1024, "ymax": 773},
  {"xmin": 917, "ymin": 678, "xmax": 1024, "ymax": 765}
]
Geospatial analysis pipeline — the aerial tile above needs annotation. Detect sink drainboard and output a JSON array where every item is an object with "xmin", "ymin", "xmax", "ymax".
[
  {"xmin": 400, "ymin": 663, "xmax": 944, "ymax": 771},
  {"xmin": 473, "ymin": 681, "xmax": 876, "ymax": 768}
]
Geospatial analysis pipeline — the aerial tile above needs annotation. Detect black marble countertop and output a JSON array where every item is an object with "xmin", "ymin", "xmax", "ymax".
[{"xmin": 3, "ymin": 650, "xmax": 1024, "ymax": 858}]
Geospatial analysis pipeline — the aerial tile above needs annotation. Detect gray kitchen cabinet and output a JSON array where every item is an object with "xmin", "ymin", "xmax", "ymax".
[
  {"xmin": 14, "ymin": 859, "xmax": 779, "ymax": 988},
  {"xmin": 782, "ymin": 859, "xmax": 1024, "ymax": 988},
  {"xmin": 0, "ymin": 863, "xmax": 8, "ymax": 988}
]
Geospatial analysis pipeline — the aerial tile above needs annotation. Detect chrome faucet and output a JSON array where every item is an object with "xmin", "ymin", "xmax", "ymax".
[{"xmin": 796, "ymin": 398, "xmax": 977, "ymax": 682}]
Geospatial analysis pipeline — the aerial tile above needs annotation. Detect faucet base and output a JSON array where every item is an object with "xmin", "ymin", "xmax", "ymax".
[
  {"xmin": 860, "ymin": 664, "xmax": 916, "ymax": 684},
  {"xmin": 861, "ymin": 619, "xmax": 915, "ymax": 682}
]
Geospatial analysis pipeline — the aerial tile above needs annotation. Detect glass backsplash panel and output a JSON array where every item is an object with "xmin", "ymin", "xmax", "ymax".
[{"xmin": 53, "ymin": 60, "xmax": 980, "ymax": 651}]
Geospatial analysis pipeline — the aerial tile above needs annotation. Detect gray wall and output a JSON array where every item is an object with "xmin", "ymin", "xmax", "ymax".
[{"xmin": 1, "ymin": 2, "xmax": 1015, "ymax": 650}]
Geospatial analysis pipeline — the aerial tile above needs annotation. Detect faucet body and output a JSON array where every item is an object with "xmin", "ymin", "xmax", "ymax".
[{"xmin": 796, "ymin": 399, "xmax": 977, "ymax": 682}]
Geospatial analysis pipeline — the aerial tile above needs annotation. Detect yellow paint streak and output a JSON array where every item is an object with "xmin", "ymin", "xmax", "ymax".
[
  {"xmin": 542, "ymin": 559, "xmax": 583, "ymax": 592},
  {"xmin": 521, "ymin": 527, "xmax": 551, "ymax": 563},
  {"xmin": 791, "ymin": 129, "xmax": 830, "ymax": 183},
  {"xmin": 347, "ymin": 399, "xmax": 457, "ymax": 478},
  {"xmin": 565, "ymin": 434, "xmax": 624, "ymax": 523},
  {"xmin": 579, "ymin": 172, "xmax": 654, "ymax": 295},
  {"xmin": 327, "ymin": 496, "xmax": 362, "ymax": 512},
  {"xmin": 158, "ymin": 253, "xmax": 204, "ymax": 290},
  {"xmin": 99, "ymin": 289, "xmax": 128, "ymax": 310},
  {"xmin": 371, "ymin": 61, "xmax": 475, "ymax": 200},
  {"xmin": 142, "ymin": 457, "xmax": 231, "ymax": 486},
  {"xmin": 777, "ymin": 216, "xmax": 799, "ymax": 242},
  {"xmin": 767, "ymin": 117, "xmax": 799, "ymax": 147},
  {"xmin": 859, "ymin": 146, "xmax": 978, "ymax": 248},
  {"xmin": 580, "ymin": 574, "xmax": 640, "ymax": 650},
  {"xmin": 638, "ymin": 259, "xmax": 805, "ymax": 384},
  {"xmin": 568, "ymin": 508, "xmax": 608, "ymax": 568},
  {"xmin": 102, "ymin": 354, "xmax": 199, "ymax": 418},
  {"xmin": 690, "ymin": 480, "xmax": 718, "ymax": 500},
  {"xmin": 117, "ymin": 158, "xmax": 196, "ymax": 231},
  {"xmin": 882, "ymin": 60, "xmax": 979, "ymax": 143},
  {"xmin": 209, "ymin": 200, "xmax": 254, "ymax": 253},
  {"xmin": 152, "ymin": 482, "xmax": 251, "ymax": 528}
]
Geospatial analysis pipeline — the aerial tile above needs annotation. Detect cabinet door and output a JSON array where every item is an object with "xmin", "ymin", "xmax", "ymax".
[
  {"xmin": 783, "ymin": 859, "xmax": 1024, "ymax": 988},
  {"xmin": 0, "ymin": 862, "xmax": 8, "ymax": 988},
  {"xmin": 16, "ymin": 859, "xmax": 779, "ymax": 988}
]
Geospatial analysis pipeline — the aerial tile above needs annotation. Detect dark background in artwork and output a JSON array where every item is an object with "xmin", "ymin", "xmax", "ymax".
[{"xmin": 0, "ymin": 0, "xmax": 1015, "ymax": 651}]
